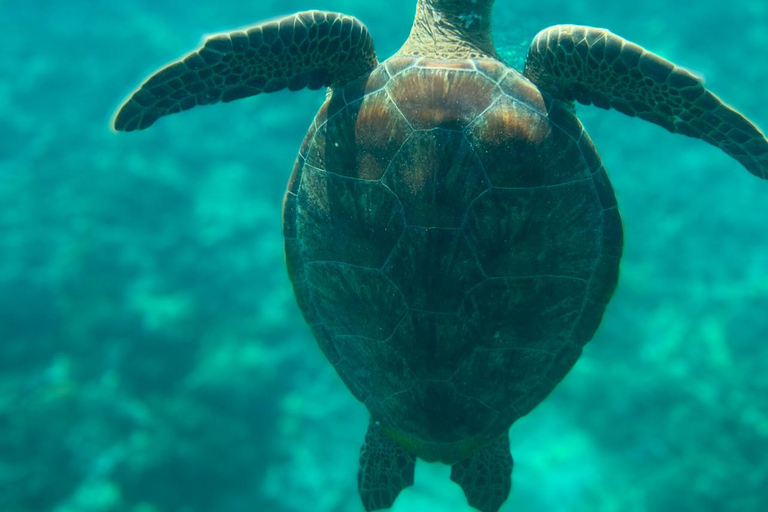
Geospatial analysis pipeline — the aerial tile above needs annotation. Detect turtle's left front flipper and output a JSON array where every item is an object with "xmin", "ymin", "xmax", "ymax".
[
  {"xmin": 114, "ymin": 11, "xmax": 377, "ymax": 131},
  {"xmin": 524, "ymin": 25, "xmax": 768, "ymax": 179}
]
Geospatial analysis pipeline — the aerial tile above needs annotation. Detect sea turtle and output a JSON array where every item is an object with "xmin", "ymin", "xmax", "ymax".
[{"xmin": 113, "ymin": 1, "xmax": 768, "ymax": 511}]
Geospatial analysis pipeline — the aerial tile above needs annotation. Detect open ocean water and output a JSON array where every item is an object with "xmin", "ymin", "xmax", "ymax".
[{"xmin": 1, "ymin": 0, "xmax": 767, "ymax": 511}]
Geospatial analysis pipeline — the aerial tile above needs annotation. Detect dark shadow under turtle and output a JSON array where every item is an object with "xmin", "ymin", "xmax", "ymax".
[{"xmin": 113, "ymin": 1, "xmax": 768, "ymax": 511}]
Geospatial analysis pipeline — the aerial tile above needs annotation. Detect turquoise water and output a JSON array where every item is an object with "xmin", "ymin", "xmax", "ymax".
[{"xmin": 1, "ymin": 0, "xmax": 767, "ymax": 511}]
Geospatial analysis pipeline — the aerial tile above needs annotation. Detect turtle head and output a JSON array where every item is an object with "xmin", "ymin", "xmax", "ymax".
[
  {"xmin": 426, "ymin": 0, "xmax": 495, "ymax": 27},
  {"xmin": 430, "ymin": 0, "xmax": 495, "ymax": 8},
  {"xmin": 402, "ymin": 0, "xmax": 497, "ymax": 58}
]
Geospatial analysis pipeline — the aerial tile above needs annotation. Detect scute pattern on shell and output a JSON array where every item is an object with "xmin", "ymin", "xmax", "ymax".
[{"xmin": 283, "ymin": 56, "xmax": 624, "ymax": 462}]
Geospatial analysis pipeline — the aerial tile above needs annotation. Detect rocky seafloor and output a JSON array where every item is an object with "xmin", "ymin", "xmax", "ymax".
[{"xmin": 1, "ymin": 0, "xmax": 767, "ymax": 511}]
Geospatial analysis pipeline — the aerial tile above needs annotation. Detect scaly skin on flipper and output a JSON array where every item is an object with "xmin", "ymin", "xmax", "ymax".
[
  {"xmin": 450, "ymin": 434, "xmax": 513, "ymax": 512},
  {"xmin": 358, "ymin": 421, "xmax": 416, "ymax": 511},
  {"xmin": 524, "ymin": 25, "xmax": 768, "ymax": 179},
  {"xmin": 113, "ymin": 11, "xmax": 378, "ymax": 131}
]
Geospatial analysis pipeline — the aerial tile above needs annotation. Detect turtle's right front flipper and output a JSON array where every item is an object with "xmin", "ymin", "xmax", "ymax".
[
  {"xmin": 524, "ymin": 25, "xmax": 768, "ymax": 179},
  {"xmin": 114, "ymin": 11, "xmax": 378, "ymax": 131}
]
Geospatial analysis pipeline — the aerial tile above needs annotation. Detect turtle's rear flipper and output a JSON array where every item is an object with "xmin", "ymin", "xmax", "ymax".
[
  {"xmin": 451, "ymin": 434, "xmax": 513, "ymax": 512},
  {"xmin": 357, "ymin": 421, "xmax": 416, "ymax": 511},
  {"xmin": 114, "ymin": 11, "xmax": 378, "ymax": 131},
  {"xmin": 524, "ymin": 25, "xmax": 768, "ymax": 179}
]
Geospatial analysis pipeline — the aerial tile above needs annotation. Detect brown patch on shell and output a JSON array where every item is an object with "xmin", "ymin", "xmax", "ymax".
[
  {"xmin": 473, "ymin": 59, "xmax": 509, "ymax": 82},
  {"xmin": 387, "ymin": 67, "xmax": 497, "ymax": 130},
  {"xmin": 382, "ymin": 130, "xmax": 489, "ymax": 227},
  {"xmin": 416, "ymin": 58, "xmax": 475, "ymax": 70},
  {"xmin": 385, "ymin": 55, "xmax": 418, "ymax": 76},
  {"xmin": 307, "ymin": 90, "xmax": 411, "ymax": 180},
  {"xmin": 498, "ymin": 71, "xmax": 548, "ymax": 115},
  {"xmin": 480, "ymin": 98, "xmax": 550, "ymax": 145}
]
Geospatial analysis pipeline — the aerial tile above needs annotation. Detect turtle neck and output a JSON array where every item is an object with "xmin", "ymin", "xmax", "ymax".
[{"xmin": 399, "ymin": 0, "xmax": 497, "ymax": 59}]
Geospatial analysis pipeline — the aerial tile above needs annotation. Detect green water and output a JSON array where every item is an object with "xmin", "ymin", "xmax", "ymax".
[{"xmin": 1, "ymin": 1, "xmax": 767, "ymax": 511}]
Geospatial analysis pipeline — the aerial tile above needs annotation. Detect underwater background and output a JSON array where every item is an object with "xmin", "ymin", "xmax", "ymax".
[{"xmin": 1, "ymin": 0, "xmax": 767, "ymax": 511}]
